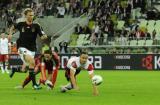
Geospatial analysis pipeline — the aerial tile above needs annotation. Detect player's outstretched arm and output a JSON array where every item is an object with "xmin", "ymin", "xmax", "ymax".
[
  {"xmin": 89, "ymin": 73, "xmax": 99, "ymax": 96},
  {"xmin": 70, "ymin": 68, "xmax": 79, "ymax": 90},
  {"xmin": 8, "ymin": 25, "xmax": 15, "ymax": 39}
]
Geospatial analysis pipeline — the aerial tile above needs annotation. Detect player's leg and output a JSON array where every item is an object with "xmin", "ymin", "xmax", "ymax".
[
  {"xmin": 14, "ymin": 74, "xmax": 30, "ymax": 89},
  {"xmin": 1, "ymin": 55, "xmax": 6, "ymax": 74},
  {"xmin": 9, "ymin": 64, "xmax": 27, "ymax": 78},
  {"xmin": 51, "ymin": 68, "xmax": 58, "ymax": 88},
  {"xmin": 15, "ymin": 67, "xmax": 41, "ymax": 89},
  {"xmin": 21, "ymin": 68, "xmax": 40, "ymax": 88},
  {"xmin": 4, "ymin": 55, "xmax": 9, "ymax": 74},
  {"xmin": 24, "ymin": 54, "xmax": 41, "ymax": 89},
  {"xmin": 60, "ymin": 68, "xmax": 74, "ymax": 92},
  {"xmin": 61, "ymin": 68, "xmax": 81, "ymax": 92}
]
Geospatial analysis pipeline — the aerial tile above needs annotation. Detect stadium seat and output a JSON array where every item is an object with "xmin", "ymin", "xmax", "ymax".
[
  {"xmin": 77, "ymin": 39, "xmax": 83, "ymax": 46},
  {"xmin": 154, "ymin": 24, "xmax": 160, "ymax": 33},
  {"xmin": 84, "ymin": 34, "xmax": 90, "ymax": 40},
  {"xmin": 78, "ymin": 34, "xmax": 86, "ymax": 40},
  {"xmin": 83, "ymin": 40, "xmax": 91, "ymax": 46},
  {"xmin": 117, "ymin": 20, "xmax": 125, "ymax": 30},
  {"xmin": 138, "ymin": 40, "xmax": 146, "ymax": 46},
  {"xmin": 147, "ymin": 20, "xmax": 156, "ymax": 27},
  {"xmin": 147, "ymin": 26, "xmax": 155, "ymax": 34},
  {"xmin": 88, "ymin": 21, "xmax": 95, "ymax": 30},
  {"xmin": 139, "ymin": 19, "xmax": 148, "ymax": 27},
  {"xmin": 69, "ymin": 34, "xmax": 78, "ymax": 46},
  {"xmin": 130, "ymin": 40, "xmax": 138, "ymax": 46},
  {"xmin": 155, "ymin": 20, "xmax": 160, "ymax": 26},
  {"xmin": 145, "ymin": 40, "xmax": 153, "ymax": 46},
  {"xmin": 77, "ymin": 34, "xmax": 86, "ymax": 46}
]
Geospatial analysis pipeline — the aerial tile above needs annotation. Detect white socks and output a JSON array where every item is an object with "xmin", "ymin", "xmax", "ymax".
[{"xmin": 1, "ymin": 66, "xmax": 9, "ymax": 74}]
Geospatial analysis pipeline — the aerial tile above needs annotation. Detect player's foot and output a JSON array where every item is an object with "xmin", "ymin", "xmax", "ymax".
[
  {"xmin": 33, "ymin": 84, "xmax": 42, "ymax": 90},
  {"xmin": 5, "ymin": 69, "xmax": 9, "ymax": 74},
  {"xmin": 9, "ymin": 68, "xmax": 16, "ymax": 78},
  {"xmin": 1, "ymin": 67, "xmax": 5, "ymax": 74},
  {"xmin": 47, "ymin": 86, "xmax": 53, "ymax": 90},
  {"xmin": 65, "ymin": 83, "xmax": 73, "ymax": 90},
  {"xmin": 45, "ymin": 80, "xmax": 53, "ymax": 89},
  {"xmin": 1, "ymin": 70, "xmax": 5, "ymax": 74},
  {"xmin": 14, "ymin": 85, "xmax": 23, "ymax": 89},
  {"xmin": 60, "ymin": 86, "xmax": 68, "ymax": 93}
]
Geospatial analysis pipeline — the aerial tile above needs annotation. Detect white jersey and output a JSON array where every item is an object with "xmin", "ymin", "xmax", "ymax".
[
  {"xmin": 0, "ymin": 38, "xmax": 9, "ymax": 54},
  {"xmin": 67, "ymin": 57, "xmax": 94, "ymax": 75}
]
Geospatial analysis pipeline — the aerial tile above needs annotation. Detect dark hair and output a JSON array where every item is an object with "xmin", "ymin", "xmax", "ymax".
[
  {"xmin": 80, "ymin": 51, "xmax": 88, "ymax": 55},
  {"xmin": 24, "ymin": 8, "xmax": 33, "ymax": 15}
]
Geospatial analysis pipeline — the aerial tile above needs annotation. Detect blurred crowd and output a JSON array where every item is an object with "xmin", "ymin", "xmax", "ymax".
[
  {"xmin": 72, "ymin": 0, "xmax": 157, "ymax": 46},
  {"xmin": 0, "ymin": 0, "xmax": 159, "ymax": 54},
  {"xmin": 0, "ymin": 0, "xmax": 88, "ymax": 32}
]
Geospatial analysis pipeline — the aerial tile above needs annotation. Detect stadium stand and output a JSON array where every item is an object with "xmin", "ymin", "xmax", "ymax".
[{"xmin": 1, "ymin": 0, "xmax": 160, "ymax": 54}]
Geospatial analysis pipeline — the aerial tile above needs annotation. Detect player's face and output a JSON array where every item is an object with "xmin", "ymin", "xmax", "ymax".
[
  {"xmin": 80, "ymin": 54, "xmax": 88, "ymax": 64},
  {"xmin": 26, "ymin": 12, "xmax": 34, "ymax": 23},
  {"xmin": 44, "ymin": 54, "xmax": 52, "ymax": 61},
  {"xmin": 1, "ymin": 33, "xmax": 5, "ymax": 39}
]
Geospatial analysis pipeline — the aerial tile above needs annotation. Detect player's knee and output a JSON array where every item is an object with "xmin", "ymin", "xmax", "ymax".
[
  {"xmin": 24, "ymin": 55, "xmax": 35, "ymax": 67},
  {"xmin": 29, "ymin": 61, "xmax": 35, "ymax": 67}
]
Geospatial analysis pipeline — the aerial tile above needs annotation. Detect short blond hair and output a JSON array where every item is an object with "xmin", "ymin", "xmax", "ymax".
[{"xmin": 24, "ymin": 8, "xmax": 33, "ymax": 15}]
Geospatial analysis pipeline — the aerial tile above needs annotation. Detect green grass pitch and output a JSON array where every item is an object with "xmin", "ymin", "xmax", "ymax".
[{"xmin": 0, "ymin": 70, "xmax": 160, "ymax": 105}]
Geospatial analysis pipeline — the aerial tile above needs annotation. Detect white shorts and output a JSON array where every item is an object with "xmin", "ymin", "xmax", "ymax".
[{"xmin": 18, "ymin": 47, "xmax": 35, "ymax": 66}]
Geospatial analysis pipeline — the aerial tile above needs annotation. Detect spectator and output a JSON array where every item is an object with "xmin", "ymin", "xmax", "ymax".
[
  {"xmin": 57, "ymin": 3, "xmax": 65, "ymax": 18},
  {"xmin": 75, "ymin": 23, "xmax": 83, "ymax": 34},
  {"xmin": 59, "ymin": 41, "xmax": 68, "ymax": 54},
  {"xmin": 82, "ymin": 25, "xmax": 91, "ymax": 34}
]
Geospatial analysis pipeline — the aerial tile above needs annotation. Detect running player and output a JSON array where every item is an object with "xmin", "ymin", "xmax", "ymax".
[{"xmin": 9, "ymin": 8, "xmax": 47, "ymax": 89}]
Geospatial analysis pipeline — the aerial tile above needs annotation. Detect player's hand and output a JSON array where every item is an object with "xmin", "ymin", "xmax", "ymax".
[
  {"xmin": 93, "ymin": 91, "xmax": 99, "ymax": 96},
  {"xmin": 73, "ymin": 86, "xmax": 80, "ymax": 91}
]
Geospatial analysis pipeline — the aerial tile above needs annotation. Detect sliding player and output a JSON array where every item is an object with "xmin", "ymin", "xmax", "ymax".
[{"xmin": 60, "ymin": 51, "xmax": 99, "ymax": 95}]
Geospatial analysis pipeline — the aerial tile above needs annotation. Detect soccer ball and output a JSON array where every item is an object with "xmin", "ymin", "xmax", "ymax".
[
  {"xmin": 92, "ymin": 75, "xmax": 103, "ymax": 85},
  {"xmin": 60, "ymin": 86, "xmax": 68, "ymax": 93}
]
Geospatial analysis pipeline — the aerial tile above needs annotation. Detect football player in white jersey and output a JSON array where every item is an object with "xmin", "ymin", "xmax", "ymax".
[
  {"xmin": 0, "ymin": 33, "xmax": 9, "ymax": 74},
  {"xmin": 61, "ymin": 51, "xmax": 99, "ymax": 96}
]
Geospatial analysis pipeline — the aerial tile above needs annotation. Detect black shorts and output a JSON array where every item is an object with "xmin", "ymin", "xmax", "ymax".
[
  {"xmin": 46, "ymin": 66, "xmax": 53, "ymax": 74},
  {"xmin": 64, "ymin": 67, "xmax": 81, "ymax": 81}
]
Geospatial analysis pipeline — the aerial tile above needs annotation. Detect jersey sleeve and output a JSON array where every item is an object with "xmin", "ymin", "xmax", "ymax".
[
  {"xmin": 53, "ymin": 52, "xmax": 60, "ymax": 68},
  {"xmin": 14, "ymin": 22, "xmax": 22, "ymax": 31},
  {"xmin": 35, "ymin": 55, "xmax": 41, "ymax": 67},
  {"xmin": 67, "ymin": 59, "xmax": 77, "ymax": 72},
  {"xmin": 87, "ymin": 64, "xmax": 94, "ymax": 75},
  {"xmin": 36, "ymin": 23, "xmax": 45, "ymax": 37}
]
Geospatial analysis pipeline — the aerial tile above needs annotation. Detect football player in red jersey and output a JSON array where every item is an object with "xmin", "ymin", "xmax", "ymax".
[{"xmin": 15, "ymin": 49, "xmax": 60, "ymax": 89}]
